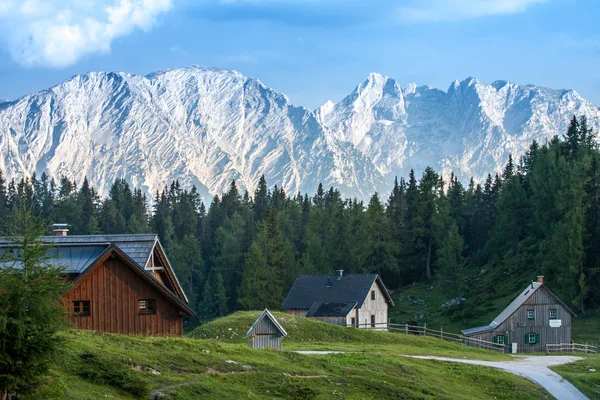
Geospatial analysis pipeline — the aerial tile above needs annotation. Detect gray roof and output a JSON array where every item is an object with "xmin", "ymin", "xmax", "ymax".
[
  {"xmin": 0, "ymin": 245, "xmax": 109, "ymax": 274},
  {"xmin": 306, "ymin": 302, "xmax": 357, "ymax": 317},
  {"xmin": 0, "ymin": 234, "xmax": 189, "ymax": 309},
  {"xmin": 461, "ymin": 282, "xmax": 575, "ymax": 336},
  {"xmin": 246, "ymin": 309, "xmax": 288, "ymax": 337},
  {"xmin": 41, "ymin": 234, "xmax": 157, "ymax": 267},
  {"xmin": 282, "ymin": 274, "xmax": 394, "ymax": 309}
]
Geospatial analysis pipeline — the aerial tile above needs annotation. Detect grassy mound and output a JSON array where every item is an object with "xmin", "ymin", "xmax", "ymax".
[
  {"xmin": 35, "ymin": 329, "xmax": 548, "ymax": 399},
  {"xmin": 189, "ymin": 311, "xmax": 510, "ymax": 360}
]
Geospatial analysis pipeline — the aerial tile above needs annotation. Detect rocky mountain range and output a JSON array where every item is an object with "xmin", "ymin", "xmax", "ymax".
[{"xmin": 0, "ymin": 66, "xmax": 598, "ymax": 201}]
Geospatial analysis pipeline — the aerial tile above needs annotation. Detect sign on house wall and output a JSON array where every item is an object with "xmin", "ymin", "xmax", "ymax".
[{"xmin": 549, "ymin": 319, "xmax": 562, "ymax": 328}]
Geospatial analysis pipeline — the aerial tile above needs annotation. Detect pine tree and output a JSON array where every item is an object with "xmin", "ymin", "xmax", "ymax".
[{"xmin": 0, "ymin": 209, "xmax": 68, "ymax": 399}]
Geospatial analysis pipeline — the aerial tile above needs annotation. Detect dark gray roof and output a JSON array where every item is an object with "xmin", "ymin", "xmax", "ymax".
[
  {"xmin": 306, "ymin": 302, "xmax": 357, "ymax": 317},
  {"xmin": 246, "ymin": 309, "xmax": 288, "ymax": 337},
  {"xmin": 282, "ymin": 274, "xmax": 394, "ymax": 309},
  {"xmin": 41, "ymin": 235, "xmax": 157, "ymax": 267},
  {"xmin": 461, "ymin": 282, "xmax": 575, "ymax": 336}
]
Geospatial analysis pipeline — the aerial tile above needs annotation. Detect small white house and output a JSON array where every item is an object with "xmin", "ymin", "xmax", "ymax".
[{"xmin": 282, "ymin": 270, "xmax": 394, "ymax": 329}]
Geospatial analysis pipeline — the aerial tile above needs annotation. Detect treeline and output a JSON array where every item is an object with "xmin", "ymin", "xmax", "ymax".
[{"xmin": 0, "ymin": 116, "xmax": 598, "ymax": 327}]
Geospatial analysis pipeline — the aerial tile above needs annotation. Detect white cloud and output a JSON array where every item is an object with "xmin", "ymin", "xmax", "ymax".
[
  {"xmin": 397, "ymin": 0, "xmax": 549, "ymax": 22},
  {"xmin": 0, "ymin": 0, "xmax": 173, "ymax": 68}
]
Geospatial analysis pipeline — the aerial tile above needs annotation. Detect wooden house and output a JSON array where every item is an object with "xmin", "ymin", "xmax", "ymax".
[
  {"xmin": 246, "ymin": 309, "xmax": 288, "ymax": 350},
  {"xmin": 282, "ymin": 270, "xmax": 394, "ymax": 328},
  {"xmin": 0, "ymin": 233, "xmax": 194, "ymax": 336},
  {"xmin": 461, "ymin": 276, "xmax": 574, "ymax": 353}
]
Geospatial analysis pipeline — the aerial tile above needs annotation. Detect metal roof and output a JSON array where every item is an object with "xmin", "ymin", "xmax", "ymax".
[
  {"xmin": 461, "ymin": 282, "xmax": 575, "ymax": 336},
  {"xmin": 282, "ymin": 274, "xmax": 394, "ymax": 309},
  {"xmin": 306, "ymin": 302, "xmax": 357, "ymax": 317},
  {"xmin": 246, "ymin": 309, "xmax": 288, "ymax": 337},
  {"xmin": 0, "ymin": 245, "xmax": 109, "ymax": 274},
  {"xmin": 0, "ymin": 234, "xmax": 190, "ymax": 311}
]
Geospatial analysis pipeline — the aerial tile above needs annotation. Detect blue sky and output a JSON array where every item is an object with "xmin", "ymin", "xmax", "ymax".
[{"xmin": 0, "ymin": 0, "xmax": 599, "ymax": 108}]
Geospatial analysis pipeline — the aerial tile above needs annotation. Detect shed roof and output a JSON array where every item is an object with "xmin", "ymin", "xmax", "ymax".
[
  {"xmin": 246, "ymin": 309, "xmax": 288, "ymax": 337},
  {"xmin": 461, "ymin": 282, "xmax": 575, "ymax": 336},
  {"xmin": 306, "ymin": 302, "xmax": 357, "ymax": 317},
  {"xmin": 282, "ymin": 274, "xmax": 394, "ymax": 310}
]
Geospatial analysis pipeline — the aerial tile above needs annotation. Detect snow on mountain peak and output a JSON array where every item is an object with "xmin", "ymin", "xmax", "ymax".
[{"xmin": 0, "ymin": 67, "xmax": 598, "ymax": 201}]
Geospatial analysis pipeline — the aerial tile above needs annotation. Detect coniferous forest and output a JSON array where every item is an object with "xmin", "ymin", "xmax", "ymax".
[{"xmin": 0, "ymin": 116, "xmax": 598, "ymax": 329}]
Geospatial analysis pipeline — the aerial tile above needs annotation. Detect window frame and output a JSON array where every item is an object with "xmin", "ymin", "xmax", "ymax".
[
  {"xmin": 351, "ymin": 317, "xmax": 356, "ymax": 327},
  {"xmin": 498, "ymin": 336, "xmax": 505, "ymax": 345},
  {"xmin": 527, "ymin": 310, "xmax": 535, "ymax": 319},
  {"xmin": 138, "ymin": 299, "xmax": 157, "ymax": 315},
  {"xmin": 528, "ymin": 333, "xmax": 536, "ymax": 344},
  {"xmin": 370, "ymin": 314, "xmax": 376, "ymax": 328},
  {"xmin": 73, "ymin": 300, "xmax": 90, "ymax": 317},
  {"xmin": 550, "ymin": 309, "xmax": 557, "ymax": 319},
  {"xmin": 371, "ymin": 290, "xmax": 376, "ymax": 301}
]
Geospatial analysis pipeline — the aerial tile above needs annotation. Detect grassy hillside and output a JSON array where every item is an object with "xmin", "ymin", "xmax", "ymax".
[
  {"xmin": 189, "ymin": 311, "xmax": 512, "ymax": 359},
  {"xmin": 389, "ymin": 282, "xmax": 600, "ymax": 344},
  {"xmin": 30, "ymin": 314, "xmax": 554, "ymax": 399}
]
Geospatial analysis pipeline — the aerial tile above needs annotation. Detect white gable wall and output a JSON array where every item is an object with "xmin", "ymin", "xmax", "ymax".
[{"xmin": 347, "ymin": 280, "xmax": 388, "ymax": 329}]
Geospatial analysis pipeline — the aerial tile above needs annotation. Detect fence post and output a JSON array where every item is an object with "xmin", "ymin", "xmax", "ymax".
[{"xmin": 441, "ymin": 326, "xmax": 443, "ymax": 340}]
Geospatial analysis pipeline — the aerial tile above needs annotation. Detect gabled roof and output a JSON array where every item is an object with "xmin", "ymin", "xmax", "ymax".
[
  {"xmin": 0, "ymin": 234, "xmax": 189, "ymax": 307},
  {"xmin": 306, "ymin": 302, "xmax": 357, "ymax": 317},
  {"xmin": 63, "ymin": 245, "xmax": 195, "ymax": 316},
  {"xmin": 246, "ymin": 309, "xmax": 288, "ymax": 337},
  {"xmin": 282, "ymin": 273, "xmax": 394, "ymax": 310},
  {"xmin": 461, "ymin": 282, "xmax": 575, "ymax": 336}
]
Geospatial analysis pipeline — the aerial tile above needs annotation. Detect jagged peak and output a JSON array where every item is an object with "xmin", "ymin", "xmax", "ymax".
[{"xmin": 404, "ymin": 83, "xmax": 417, "ymax": 95}]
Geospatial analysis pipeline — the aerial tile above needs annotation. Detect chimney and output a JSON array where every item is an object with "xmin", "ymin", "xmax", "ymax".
[
  {"xmin": 52, "ymin": 223, "xmax": 69, "ymax": 237},
  {"xmin": 336, "ymin": 270, "xmax": 343, "ymax": 280},
  {"xmin": 537, "ymin": 275, "xmax": 544, "ymax": 284}
]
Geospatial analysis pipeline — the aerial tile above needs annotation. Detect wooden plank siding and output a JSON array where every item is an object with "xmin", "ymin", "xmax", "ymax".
[
  {"xmin": 63, "ymin": 255, "xmax": 183, "ymax": 336},
  {"xmin": 468, "ymin": 286, "xmax": 572, "ymax": 353},
  {"xmin": 248, "ymin": 315, "xmax": 284, "ymax": 350}
]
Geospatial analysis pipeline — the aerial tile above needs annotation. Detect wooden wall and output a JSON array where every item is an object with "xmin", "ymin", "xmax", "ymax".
[
  {"xmin": 63, "ymin": 255, "xmax": 184, "ymax": 336},
  {"xmin": 468, "ymin": 286, "xmax": 572, "ymax": 353},
  {"xmin": 353, "ymin": 280, "xmax": 388, "ymax": 329},
  {"xmin": 248, "ymin": 317, "xmax": 283, "ymax": 350}
]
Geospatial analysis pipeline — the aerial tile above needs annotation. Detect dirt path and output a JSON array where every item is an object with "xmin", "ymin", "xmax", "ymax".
[{"xmin": 408, "ymin": 355, "xmax": 587, "ymax": 400}]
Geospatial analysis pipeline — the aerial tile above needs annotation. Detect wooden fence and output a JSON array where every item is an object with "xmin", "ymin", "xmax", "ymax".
[
  {"xmin": 354, "ymin": 322, "xmax": 506, "ymax": 353},
  {"xmin": 546, "ymin": 343, "xmax": 597, "ymax": 354}
]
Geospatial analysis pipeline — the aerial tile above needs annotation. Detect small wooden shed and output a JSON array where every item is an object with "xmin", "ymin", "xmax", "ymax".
[{"xmin": 246, "ymin": 309, "xmax": 288, "ymax": 350}]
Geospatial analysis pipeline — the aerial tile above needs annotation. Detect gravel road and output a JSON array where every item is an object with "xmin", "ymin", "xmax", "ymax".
[{"xmin": 409, "ymin": 355, "xmax": 588, "ymax": 400}]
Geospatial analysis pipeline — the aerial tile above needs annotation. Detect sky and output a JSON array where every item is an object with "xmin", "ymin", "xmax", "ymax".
[{"xmin": 0, "ymin": 0, "xmax": 599, "ymax": 109}]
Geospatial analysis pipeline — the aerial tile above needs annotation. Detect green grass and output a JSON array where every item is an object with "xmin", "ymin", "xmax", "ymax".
[
  {"xmin": 190, "ymin": 311, "xmax": 511, "ymax": 360},
  {"xmin": 28, "ymin": 313, "xmax": 555, "ymax": 399},
  {"xmin": 550, "ymin": 354, "xmax": 600, "ymax": 398}
]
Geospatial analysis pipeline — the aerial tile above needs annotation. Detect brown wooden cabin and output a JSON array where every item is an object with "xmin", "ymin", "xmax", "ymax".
[
  {"xmin": 461, "ymin": 276, "xmax": 574, "ymax": 353},
  {"xmin": 1, "ymin": 234, "xmax": 194, "ymax": 336}
]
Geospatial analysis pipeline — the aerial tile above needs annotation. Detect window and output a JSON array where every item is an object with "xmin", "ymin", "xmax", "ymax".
[
  {"xmin": 139, "ymin": 299, "xmax": 156, "ymax": 314},
  {"xmin": 73, "ymin": 300, "xmax": 90, "ymax": 316},
  {"xmin": 550, "ymin": 309, "xmax": 557, "ymax": 319},
  {"xmin": 528, "ymin": 333, "xmax": 537, "ymax": 344},
  {"xmin": 370, "ymin": 315, "xmax": 376, "ymax": 328},
  {"xmin": 527, "ymin": 310, "xmax": 535, "ymax": 319},
  {"xmin": 351, "ymin": 317, "xmax": 356, "ymax": 327},
  {"xmin": 498, "ymin": 336, "xmax": 505, "ymax": 345},
  {"xmin": 371, "ymin": 290, "xmax": 376, "ymax": 301}
]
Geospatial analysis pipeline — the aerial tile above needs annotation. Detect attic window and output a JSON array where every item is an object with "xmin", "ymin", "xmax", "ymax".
[
  {"xmin": 73, "ymin": 300, "xmax": 90, "ymax": 316},
  {"xmin": 527, "ymin": 310, "xmax": 535, "ymax": 319},
  {"xmin": 371, "ymin": 290, "xmax": 376, "ymax": 301},
  {"xmin": 550, "ymin": 309, "xmax": 557, "ymax": 319},
  {"xmin": 139, "ymin": 299, "xmax": 156, "ymax": 314}
]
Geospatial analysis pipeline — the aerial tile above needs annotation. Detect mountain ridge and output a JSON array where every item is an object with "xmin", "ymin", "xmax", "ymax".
[{"xmin": 0, "ymin": 66, "xmax": 599, "ymax": 201}]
